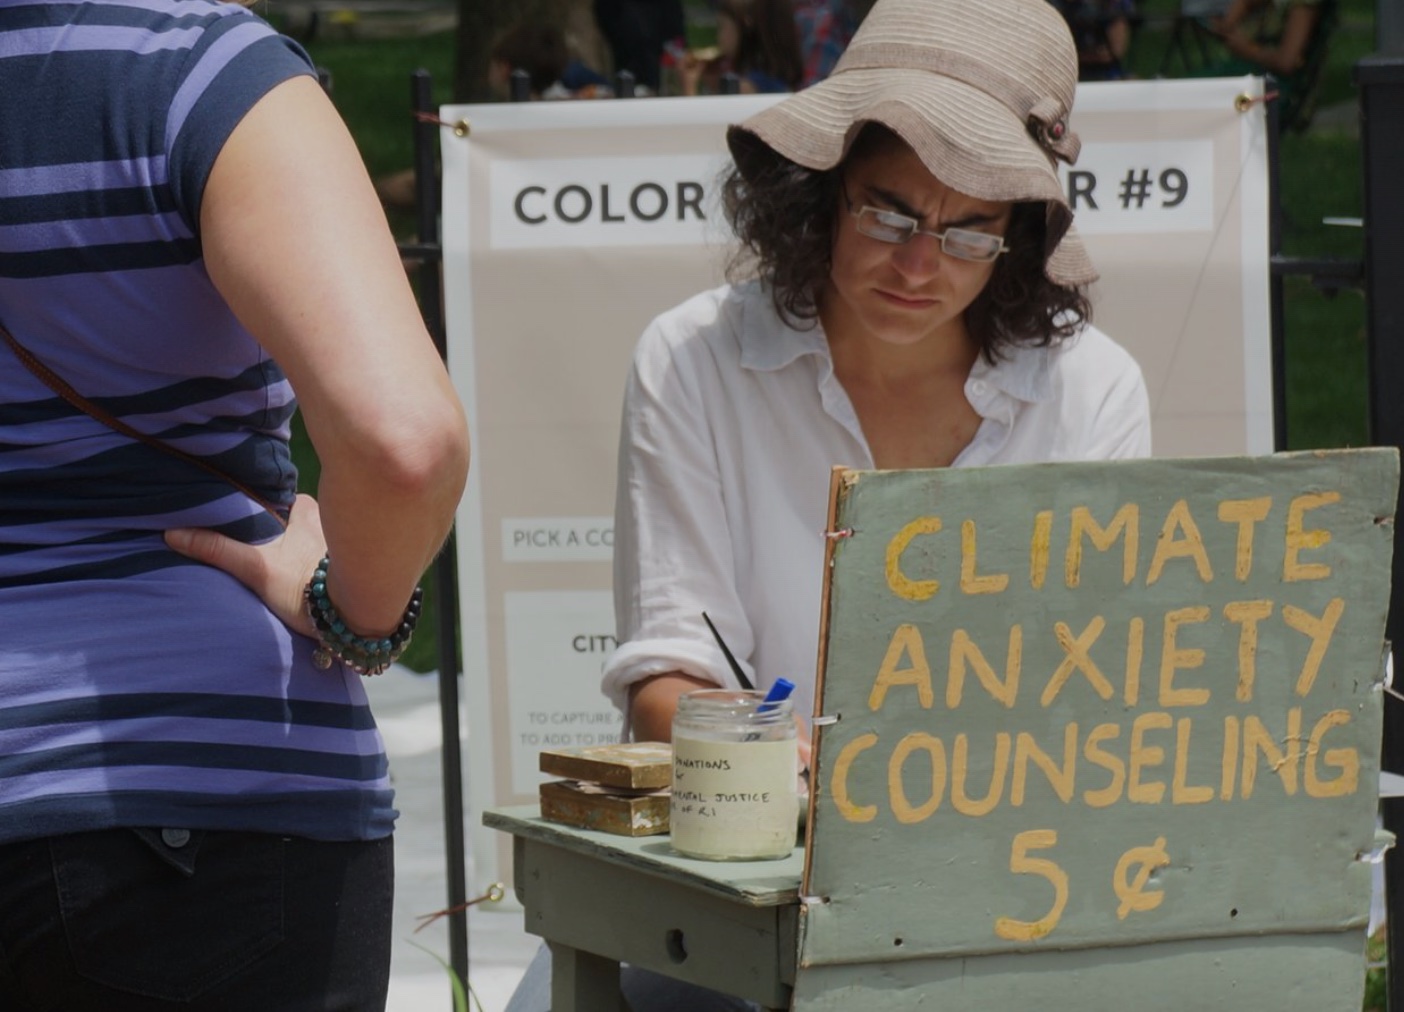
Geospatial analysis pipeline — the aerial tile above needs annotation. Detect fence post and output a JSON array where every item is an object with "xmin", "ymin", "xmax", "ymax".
[
  {"xmin": 1359, "ymin": 51, "xmax": 1404, "ymax": 1012},
  {"xmin": 410, "ymin": 68, "xmax": 471, "ymax": 1007}
]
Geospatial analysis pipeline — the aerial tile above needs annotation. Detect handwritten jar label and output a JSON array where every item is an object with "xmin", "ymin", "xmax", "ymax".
[{"xmin": 670, "ymin": 734, "xmax": 798, "ymax": 860}]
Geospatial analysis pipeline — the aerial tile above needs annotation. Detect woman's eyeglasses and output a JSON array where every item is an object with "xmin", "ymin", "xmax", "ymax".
[{"xmin": 845, "ymin": 195, "xmax": 1009, "ymax": 263}]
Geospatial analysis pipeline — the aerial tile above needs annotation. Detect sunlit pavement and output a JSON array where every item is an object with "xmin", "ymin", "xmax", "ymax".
[{"xmin": 364, "ymin": 668, "xmax": 537, "ymax": 1012}]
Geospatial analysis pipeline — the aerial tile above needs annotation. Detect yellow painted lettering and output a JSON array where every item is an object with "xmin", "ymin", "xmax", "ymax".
[
  {"xmin": 1217, "ymin": 497, "xmax": 1272, "ymax": 581},
  {"xmin": 1012, "ymin": 724, "xmax": 1078, "ymax": 805},
  {"xmin": 1146, "ymin": 499, "xmax": 1214, "ymax": 586},
  {"xmin": 1220, "ymin": 715, "xmax": 1240, "ymax": 800},
  {"xmin": 1284, "ymin": 491, "xmax": 1340, "ymax": 582},
  {"xmin": 831, "ymin": 733, "xmax": 879, "ymax": 822},
  {"xmin": 1041, "ymin": 617, "xmax": 1114, "ymax": 706},
  {"xmin": 1283, "ymin": 598, "xmax": 1346, "ymax": 697},
  {"xmin": 1082, "ymin": 722, "xmax": 1126, "ymax": 808},
  {"xmin": 1241, "ymin": 708, "xmax": 1302, "ymax": 798},
  {"xmin": 995, "ymin": 830, "xmax": 1068, "ymax": 942},
  {"xmin": 889, "ymin": 733, "xmax": 947, "ymax": 824},
  {"xmin": 1218, "ymin": 715, "xmax": 1241, "ymax": 802},
  {"xmin": 1128, "ymin": 711, "xmax": 1173, "ymax": 803},
  {"xmin": 961, "ymin": 519, "xmax": 1010, "ymax": 595},
  {"xmin": 947, "ymin": 626, "xmax": 1022, "ymax": 709},
  {"xmin": 1305, "ymin": 710, "xmax": 1359, "ymax": 798},
  {"xmin": 868, "ymin": 624, "xmax": 934, "ymax": 711},
  {"xmin": 1124, "ymin": 616, "xmax": 1145, "ymax": 706},
  {"xmin": 1065, "ymin": 504, "xmax": 1139, "ymax": 588},
  {"xmin": 1223, "ymin": 600, "xmax": 1274, "ymax": 702},
  {"xmin": 885, "ymin": 516, "xmax": 942, "ymax": 600},
  {"xmin": 951, "ymin": 732, "xmax": 1011, "ymax": 817},
  {"xmin": 1030, "ymin": 510, "xmax": 1053, "ymax": 590},
  {"xmin": 1172, "ymin": 717, "xmax": 1214, "ymax": 804},
  {"xmin": 1159, "ymin": 606, "xmax": 1210, "ymax": 707}
]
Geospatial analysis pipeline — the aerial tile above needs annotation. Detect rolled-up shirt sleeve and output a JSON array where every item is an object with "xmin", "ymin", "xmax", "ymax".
[{"xmin": 602, "ymin": 308, "xmax": 756, "ymax": 713}]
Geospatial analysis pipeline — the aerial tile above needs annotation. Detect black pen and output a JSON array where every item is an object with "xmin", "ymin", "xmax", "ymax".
[{"xmin": 701, "ymin": 611, "xmax": 754, "ymax": 691}]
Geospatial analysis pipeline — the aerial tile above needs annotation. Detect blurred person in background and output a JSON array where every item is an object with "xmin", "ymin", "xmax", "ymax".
[
  {"xmin": 489, "ymin": 19, "xmax": 611, "ymax": 99},
  {"xmin": 595, "ymin": 0, "xmax": 687, "ymax": 91},
  {"xmin": 682, "ymin": 0, "xmax": 804, "ymax": 94},
  {"xmin": 1050, "ymin": 0, "xmax": 1137, "ymax": 80},
  {"xmin": 489, "ymin": 20, "xmax": 573, "ymax": 97},
  {"xmin": 1209, "ymin": 0, "xmax": 1323, "ymax": 76},
  {"xmin": 793, "ymin": 0, "xmax": 859, "ymax": 86}
]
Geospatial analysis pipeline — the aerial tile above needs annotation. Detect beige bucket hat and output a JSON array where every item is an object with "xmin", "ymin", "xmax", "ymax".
[{"xmin": 726, "ymin": 0, "xmax": 1096, "ymax": 285}]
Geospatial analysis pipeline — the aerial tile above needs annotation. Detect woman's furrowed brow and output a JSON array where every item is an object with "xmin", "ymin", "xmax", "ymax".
[
  {"xmin": 864, "ymin": 185, "xmax": 924, "ymax": 219},
  {"xmin": 864, "ymin": 184, "xmax": 1005, "ymax": 229}
]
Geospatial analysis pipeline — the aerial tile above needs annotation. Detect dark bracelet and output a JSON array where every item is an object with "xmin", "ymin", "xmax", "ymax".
[{"xmin": 304, "ymin": 555, "xmax": 423, "ymax": 676}]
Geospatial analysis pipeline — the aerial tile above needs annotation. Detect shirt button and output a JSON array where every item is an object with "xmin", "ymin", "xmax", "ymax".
[
  {"xmin": 969, "ymin": 380, "xmax": 988, "ymax": 397},
  {"xmin": 161, "ymin": 828, "xmax": 191, "ymax": 848}
]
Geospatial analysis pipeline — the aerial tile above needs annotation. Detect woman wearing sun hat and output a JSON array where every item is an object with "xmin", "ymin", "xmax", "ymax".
[{"xmin": 508, "ymin": 0, "xmax": 1149, "ymax": 1005}]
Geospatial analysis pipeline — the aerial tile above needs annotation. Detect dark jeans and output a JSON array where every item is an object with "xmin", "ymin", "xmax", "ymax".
[{"xmin": 0, "ymin": 828, "xmax": 393, "ymax": 1011}]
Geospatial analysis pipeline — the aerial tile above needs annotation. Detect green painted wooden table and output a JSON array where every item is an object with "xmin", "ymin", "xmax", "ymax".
[{"xmin": 483, "ymin": 805, "xmax": 804, "ymax": 1011}]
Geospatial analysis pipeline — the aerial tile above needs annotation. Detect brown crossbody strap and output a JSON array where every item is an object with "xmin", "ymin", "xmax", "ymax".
[{"xmin": 1, "ymin": 320, "xmax": 288, "ymax": 526}]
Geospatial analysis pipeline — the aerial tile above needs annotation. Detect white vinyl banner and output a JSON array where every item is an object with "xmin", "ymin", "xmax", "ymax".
[{"xmin": 439, "ymin": 79, "xmax": 1272, "ymax": 889}]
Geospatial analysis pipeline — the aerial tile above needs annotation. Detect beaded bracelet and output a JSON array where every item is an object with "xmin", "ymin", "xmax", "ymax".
[{"xmin": 304, "ymin": 555, "xmax": 423, "ymax": 676}]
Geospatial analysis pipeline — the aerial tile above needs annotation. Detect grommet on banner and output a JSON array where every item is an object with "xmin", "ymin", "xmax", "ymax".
[
  {"xmin": 413, "ymin": 882, "xmax": 505, "ymax": 932},
  {"xmin": 1235, "ymin": 90, "xmax": 1279, "ymax": 113},
  {"xmin": 414, "ymin": 110, "xmax": 470, "ymax": 137}
]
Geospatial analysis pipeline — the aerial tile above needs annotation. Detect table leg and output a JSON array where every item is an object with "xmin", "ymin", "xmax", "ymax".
[{"xmin": 548, "ymin": 940, "xmax": 628, "ymax": 1012}]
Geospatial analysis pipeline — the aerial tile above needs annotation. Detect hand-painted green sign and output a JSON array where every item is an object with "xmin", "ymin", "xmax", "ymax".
[{"xmin": 803, "ymin": 451, "xmax": 1397, "ymax": 990}]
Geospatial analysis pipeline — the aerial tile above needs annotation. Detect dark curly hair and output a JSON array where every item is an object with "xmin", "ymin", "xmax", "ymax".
[{"xmin": 722, "ymin": 123, "xmax": 1092, "ymax": 364}]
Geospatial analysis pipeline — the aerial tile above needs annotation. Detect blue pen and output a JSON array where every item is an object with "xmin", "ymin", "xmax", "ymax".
[{"xmin": 757, "ymin": 678, "xmax": 796, "ymax": 713}]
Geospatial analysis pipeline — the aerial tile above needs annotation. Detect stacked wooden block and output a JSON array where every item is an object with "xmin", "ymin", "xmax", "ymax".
[{"xmin": 538, "ymin": 742, "xmax": 672, "ymax": 836}]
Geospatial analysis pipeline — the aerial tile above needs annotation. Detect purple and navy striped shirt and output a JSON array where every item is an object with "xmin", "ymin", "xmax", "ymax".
[{"xmin": 0, "ymin": 0, "xmax": 395, "ymax": 843}]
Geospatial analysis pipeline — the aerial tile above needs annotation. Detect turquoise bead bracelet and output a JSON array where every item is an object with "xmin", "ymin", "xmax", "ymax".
[{"xmin": 304, "ymin": 555, "xmax": 423, "ymax": 675}]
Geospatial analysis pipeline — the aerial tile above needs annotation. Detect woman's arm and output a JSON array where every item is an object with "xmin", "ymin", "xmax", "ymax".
[
  {"xmin": 169, "ymin": 75, "xmax": 469, "ymax": 637},
  {"xmin": 630, "ymin": 672, "xmax": 719, "ymax": 741},
  {"xmin": 605, "ymin": 304, "xmax": 760, "ymax": 727}
]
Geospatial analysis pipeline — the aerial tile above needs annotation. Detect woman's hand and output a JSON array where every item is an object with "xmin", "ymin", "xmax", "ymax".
[{"xmin": 165, "ymin": 494, "xmax": 327, "ymax": 639}]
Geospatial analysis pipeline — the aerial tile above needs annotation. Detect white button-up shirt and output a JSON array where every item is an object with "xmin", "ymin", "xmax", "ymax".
[{"xmin": 603, "ymin": 282, "xmax": 1151, "ymax": 727}]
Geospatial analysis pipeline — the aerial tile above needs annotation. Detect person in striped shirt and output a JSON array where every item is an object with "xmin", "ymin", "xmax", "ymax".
[{"xmin": 0, "ymin": 0, "xmax": 469, "ymax": 1007}]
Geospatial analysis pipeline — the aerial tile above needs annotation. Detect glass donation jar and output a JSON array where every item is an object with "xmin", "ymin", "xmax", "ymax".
[{"xmin": 670, "ymin": 688, "xmax": 799, "ymax": 861}]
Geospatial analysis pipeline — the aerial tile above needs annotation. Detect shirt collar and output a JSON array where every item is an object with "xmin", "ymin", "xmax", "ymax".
[
  {"xmin": 733, "ymin": 280, "xmax": 1061, "ymax": 403},
  {"xmin": 735, "ymin": 282, "xmax": 830, "ymax": 372},
  {"xmin": 970, "ymin": 340, "xmax": 1057, "ymax": 404}
]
